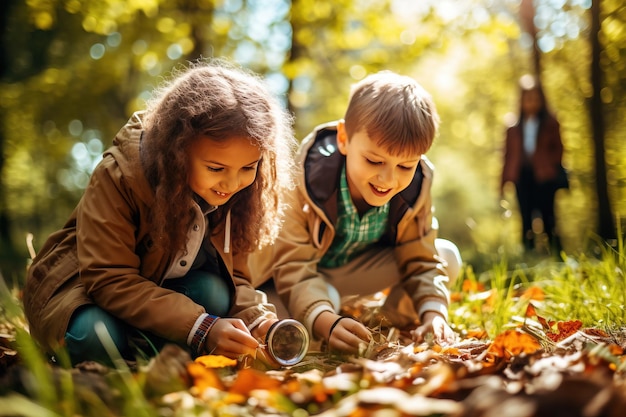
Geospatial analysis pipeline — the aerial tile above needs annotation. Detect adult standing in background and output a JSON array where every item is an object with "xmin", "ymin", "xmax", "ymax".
[{"xmin": 501, "ymin": 75, "xmax": 566, "ymax": 253}]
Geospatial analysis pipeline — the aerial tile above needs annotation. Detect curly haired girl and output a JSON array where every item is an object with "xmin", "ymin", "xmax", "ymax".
[{"xmin": 23, "ymin": 59, "xmax": 297, "ymax": 366}]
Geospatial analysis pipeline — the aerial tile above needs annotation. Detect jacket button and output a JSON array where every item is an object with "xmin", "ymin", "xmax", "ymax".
[{"xmin": 180, "ymin": 260, "xmax": 187, "ymax": 267}]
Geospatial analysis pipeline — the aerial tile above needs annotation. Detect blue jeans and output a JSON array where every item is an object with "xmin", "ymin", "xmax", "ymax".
[{"xmin": 64, "ymin": 270, "xmax": 231, "ymax": 366}]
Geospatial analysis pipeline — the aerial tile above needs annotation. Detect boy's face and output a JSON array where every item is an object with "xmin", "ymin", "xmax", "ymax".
[{"xmin": 336, "ymin": 122, "xmax": 421, "ymax": 212}]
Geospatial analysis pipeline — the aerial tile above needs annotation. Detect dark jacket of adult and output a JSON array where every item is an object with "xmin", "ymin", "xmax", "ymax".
[{"xmin": 501, "ymin": 112, "xmax": 563, "ymax": 188}]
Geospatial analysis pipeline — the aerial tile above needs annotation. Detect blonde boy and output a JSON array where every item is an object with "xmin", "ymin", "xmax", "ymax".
[{"xmin": 249, "ymin": 71, "xmax": 461, "ymax": 352}]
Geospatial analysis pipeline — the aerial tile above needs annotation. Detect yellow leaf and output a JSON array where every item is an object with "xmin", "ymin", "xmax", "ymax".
[{"xmin": 195, "ymin": 354, "xmax": 238, "ymax": 369}]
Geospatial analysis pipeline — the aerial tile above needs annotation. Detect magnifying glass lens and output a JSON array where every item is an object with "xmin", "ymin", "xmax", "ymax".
[{"xmin": 266, "ymin": 319, "xmax": 309, "ymax": 366}]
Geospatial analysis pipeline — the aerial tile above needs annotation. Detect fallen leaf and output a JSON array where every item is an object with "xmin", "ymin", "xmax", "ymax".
[
  {"xmin": 194, "ymin": 354, "xmax": 238, "ymax": 369},
  {"xmin": 521, "ymin": 286, "xmax": 545, "ymax": 301},
  {"xmin": 546, "ymin": 320, "xmax": 582, "ymax": 342},
  {"xmin": 187, "ymin": 362, "xmax": 224, "ymax": 392},
  {"xmin": 487, "ymin": 329, "xmax": 541, "ymax": 360},
  {"xmin": 229, "ymin": 368, "xmax": 281, "ymax": 396}
]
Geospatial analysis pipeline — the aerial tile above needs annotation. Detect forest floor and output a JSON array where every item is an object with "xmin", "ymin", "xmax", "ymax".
[{"xmin": 1, "ymin": 258, "xmax": 626, "ymax": 417}]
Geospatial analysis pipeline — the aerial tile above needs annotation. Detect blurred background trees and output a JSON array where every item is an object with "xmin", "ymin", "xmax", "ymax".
[{"xmin": 1, "ymin": 0, "xmax": 624, "ymax": 282}]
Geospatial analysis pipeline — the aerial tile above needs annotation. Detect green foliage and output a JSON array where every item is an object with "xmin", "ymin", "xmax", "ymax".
[
  {"xmin": 449, "ymin": 230, "xmax": 626, "ymax": 342},
  {"xmin": 539, "ymin": 233, "xmax": 626, "ymax": 327},
  {"xmin": 1, "ymin": 0, "xmax": 626, "ymax": 280}
]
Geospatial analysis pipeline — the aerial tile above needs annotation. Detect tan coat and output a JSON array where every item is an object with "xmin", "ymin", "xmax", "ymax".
[
  {"xmin": 24, "ymin": 112, "xmax": 275, "ymax": 354},
  {"xmin": 248, "ymin": 122, "xmax": 450, "ymax": 330}
]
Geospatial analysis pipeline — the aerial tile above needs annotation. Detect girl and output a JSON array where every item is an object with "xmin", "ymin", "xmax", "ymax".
[{"xmin": 23, "ymin": 60, "xmax": 296, "ymax": 366}]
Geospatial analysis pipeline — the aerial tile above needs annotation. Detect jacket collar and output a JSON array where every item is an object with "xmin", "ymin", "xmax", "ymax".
[
  {"xmin": 302, "ymin": 122, "xmax": 425, "ymax": 227},
  {"xmin": 105, "ymin": 111, "xmax": 155, "ymax": 207}
]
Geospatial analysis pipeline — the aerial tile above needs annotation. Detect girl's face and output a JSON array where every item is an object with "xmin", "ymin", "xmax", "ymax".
[
  {"xmin": 336, "ymin": 122, "xmax": 420, "ymax": 214},
  {"xmin": 187, "ymin": 135, "xmax": 261, "ymax": 206}
]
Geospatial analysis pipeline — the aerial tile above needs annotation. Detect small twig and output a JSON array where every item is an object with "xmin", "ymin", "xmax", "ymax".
[{"xmin": 26, "ymin": 233, "xmax": 37, "ymax": 260}]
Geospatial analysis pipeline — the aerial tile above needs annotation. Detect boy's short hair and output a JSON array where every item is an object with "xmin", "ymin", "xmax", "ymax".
[{"xmin": 343, "ymin": 71, "xmax": 440, "ymax": 156}]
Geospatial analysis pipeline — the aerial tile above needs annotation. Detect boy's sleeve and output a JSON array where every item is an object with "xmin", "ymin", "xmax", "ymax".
[
  {"xmin": 394, "ymin": 225, "xmax": 450, "ymax": 321},
  {"xmin": 393, "ymin": 170, "xmax": 451, "ymax": 321},
  {"xmin": 263, "ymin": 188, "xmax": 336, "ymax": 334}
]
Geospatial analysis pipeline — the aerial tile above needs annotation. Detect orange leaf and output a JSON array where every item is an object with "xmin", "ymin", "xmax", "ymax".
[
  {"xmin": 229, "ymin": 368, "xmax": 281, "ymax": 396},
  {"xmin": 465, "ymin": 329, "xmax": 488, "ymax": 339},
  {"xmin": 608, "ymin": 344, "xmax": 624, "ymax": 356},
  {"xmin": 462, "ymin": 279, "xmax": 484, "ymax": 293},
  {"xmin": 546, "ymin": 320, "xmax": 582, "ymax": 342},
  {"xmin": 525, "ymin": 303, "xmax": 537, "ymax": 318},
  {"xmin": 450, "ymin": 292, "xmax": 463, "ymax": 302},
  {"xmin": 187, "ymin": 362, "xmax": 225, "ymax": 392},
  {"xmin": 521, "ymin": 286, "xmax": 545, "ymax": 301},
  {"xmin": 487, "ymin": 329, "xmax": 541, "ymax": 360},
  {"xmin": 440, "ymin": 346, "xmax": 461, "ymax": 356},
  {"xmin": 413, "ymin": 344, "xmax": 428, "ymax": 353}
]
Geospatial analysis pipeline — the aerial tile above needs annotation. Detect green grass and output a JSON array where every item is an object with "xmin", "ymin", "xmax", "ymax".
[{"xmin": 449, "ymin": 232, "xmax": 625, "ymax": 340}]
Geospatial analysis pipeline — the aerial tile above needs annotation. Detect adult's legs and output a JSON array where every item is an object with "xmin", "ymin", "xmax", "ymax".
[
  {"xmin": 537, "ymin": 182, "xmax": 561, "ymax": 253},
  {"xmin": 516, "ymin": 166, "xmax": 536, "ymax": 251}
]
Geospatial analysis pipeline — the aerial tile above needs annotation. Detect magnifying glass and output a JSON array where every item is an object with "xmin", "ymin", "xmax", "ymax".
[{"xmin": 264, "ymin": 319, "xmax": 309, "ymax": 366}]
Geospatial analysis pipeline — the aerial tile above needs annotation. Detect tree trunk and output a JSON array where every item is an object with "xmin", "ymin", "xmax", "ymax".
[
  {"xmin": 520, "ymin": 0, "xmax": 541, "ymax": 75},
  {"xmin": 589, "ymin": 0, "xmax": 616, "ymax": 242},
  {"xmin": 0, "ymin": 0, "xmax": 17, "ymax": 276}
]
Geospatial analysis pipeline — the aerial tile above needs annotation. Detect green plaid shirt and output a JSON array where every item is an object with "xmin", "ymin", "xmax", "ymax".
[{"xmin": 319, "ymin": 165, "xmax": 389, "ymax": 268}]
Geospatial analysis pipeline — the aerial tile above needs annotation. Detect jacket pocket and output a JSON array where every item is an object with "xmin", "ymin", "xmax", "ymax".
[{"xmin": 24, "ymin": 242, "xmax": 80, "ymax": 324}]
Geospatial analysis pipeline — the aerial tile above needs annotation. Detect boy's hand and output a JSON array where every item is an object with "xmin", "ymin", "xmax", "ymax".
[
  {"xmin": 411, "ymin": 311, "xmax": 456, "ymax": 345},
  {"xmin": 314, "ymin": 311, "xmax": 371, "ymax": 354},
  {"xmin": 205, "ymin": 318, "xmax": 259, "ymax": 358}
]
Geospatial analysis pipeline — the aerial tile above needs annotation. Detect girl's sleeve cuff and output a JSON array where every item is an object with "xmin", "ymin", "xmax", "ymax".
[{"xmin": 188, "ymin": 313, "xmax": 220, "ymax": 357}]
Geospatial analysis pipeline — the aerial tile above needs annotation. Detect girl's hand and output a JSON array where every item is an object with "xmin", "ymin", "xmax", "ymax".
[
  {"xmin": 411, "ymin": 312, "xmax": 456, "ymax": 345},
  {"xmin": 204, "ymin": 318, "xmax": 259, "ymax": 358},
  {"xmin": 315, "ymin": 311, "xmax": 371, "ymax": 354}
]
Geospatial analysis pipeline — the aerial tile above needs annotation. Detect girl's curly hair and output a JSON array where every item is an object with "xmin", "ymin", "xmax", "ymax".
[{"xmin": 141, "ymin": 59, "xmax": 297, "ymax": 254}]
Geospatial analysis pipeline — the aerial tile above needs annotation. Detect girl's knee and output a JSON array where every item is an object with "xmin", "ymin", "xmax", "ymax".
[
  {"xmin": 170, "ymin": 270, "xmax": 232, "ymax": 316},
  {"xmin": 65, "ymin": 305, "xmax": 128, "ymax": 365}
]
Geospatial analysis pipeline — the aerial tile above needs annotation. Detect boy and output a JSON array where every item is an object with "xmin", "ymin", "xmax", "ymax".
[{"xmin": 249, "ymin": 71, "xmax": 461, "ymax": 353}]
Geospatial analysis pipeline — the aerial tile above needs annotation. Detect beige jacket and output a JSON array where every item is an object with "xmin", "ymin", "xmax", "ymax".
[
  {"xmin": 249, "ymin": 122, "xmax": 450, "ymax": 332},
  {"xmin": 23, "ymin": 112, "xmax": 276, "ymax": 354}
]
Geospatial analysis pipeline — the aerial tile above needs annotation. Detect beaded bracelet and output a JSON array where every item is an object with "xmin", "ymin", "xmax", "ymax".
[{"xmin": 190, "ymin": 314, "xmax": 220, "ymax": 357}]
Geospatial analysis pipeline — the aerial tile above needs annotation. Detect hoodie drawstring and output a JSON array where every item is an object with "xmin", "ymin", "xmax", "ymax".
[{"xmin": 224, "ymin": 211, "xmax": 231, "ymax": 253}]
